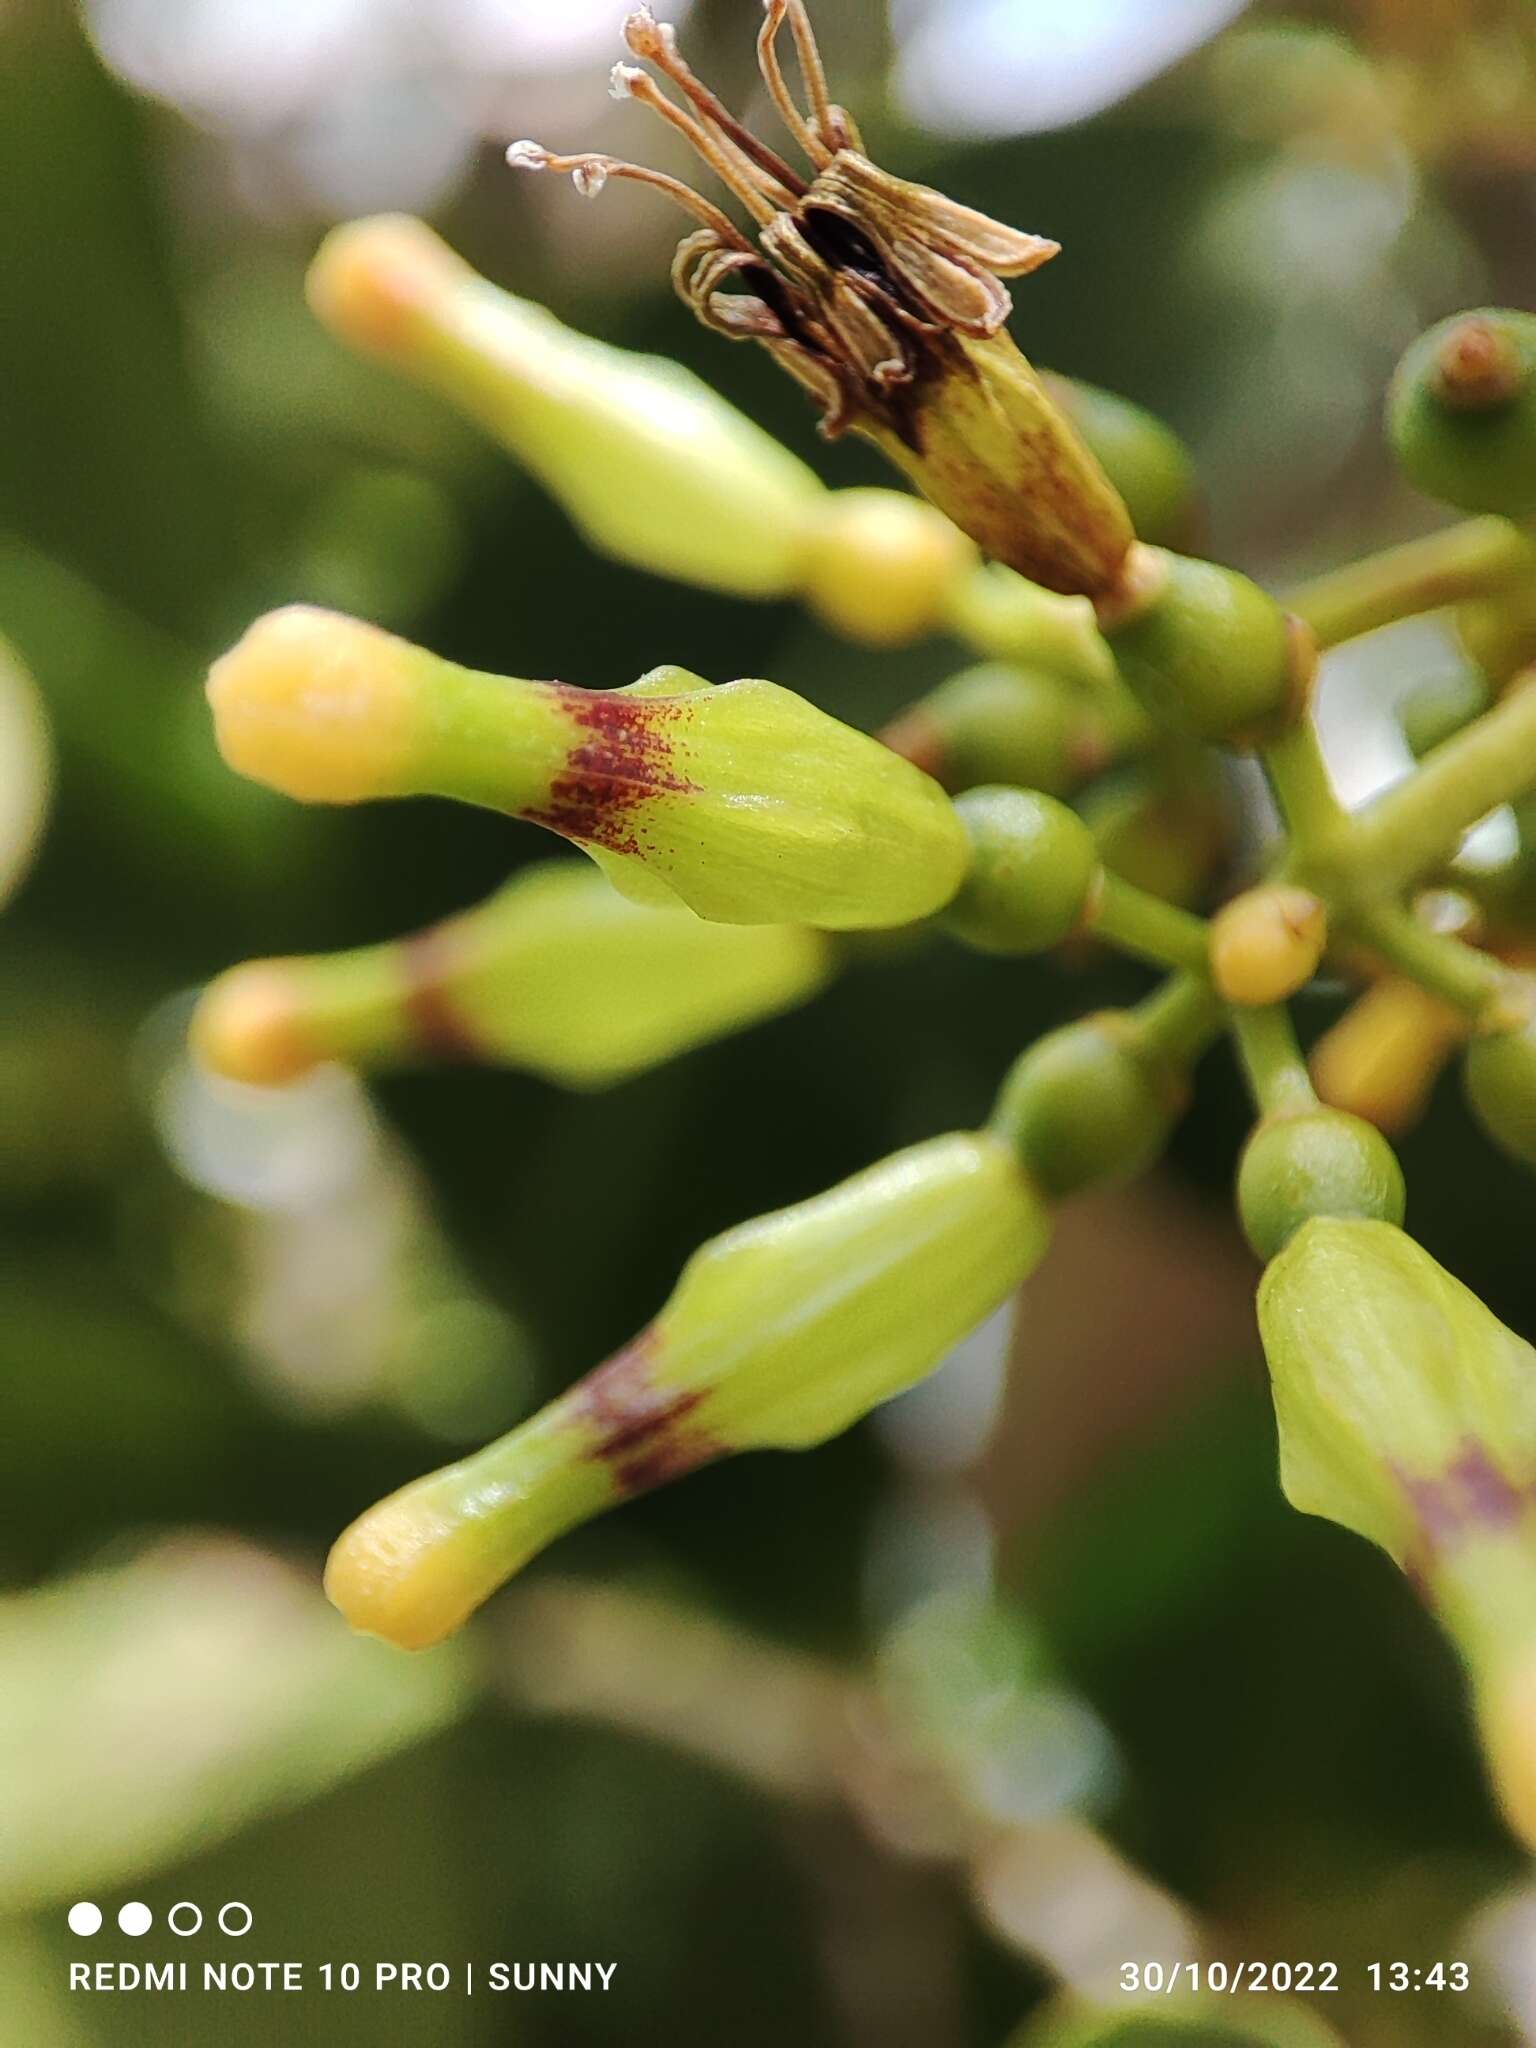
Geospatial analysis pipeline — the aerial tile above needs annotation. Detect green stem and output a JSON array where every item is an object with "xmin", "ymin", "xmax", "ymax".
[
  {"xmin": 1089, "ymin": 871, "xmax": 1209, "ymax": 973},
  {"xmin": 1261, "ymin": 716, "xmax": 1349, "ymax": 850},
  {"xmin": 944, "ymin": 561, "xmax": 1114, "ymax": 687},
  {"xmin": 1348, "ymin": 678, "xmax": 1536, "ymax": 891},
  {"xmin": 1347, "ymin": 899, "xmax": 1509, "ymax": 1019},
  {"xmin": 1230, "ymin": 1003, "xmax": 1316, "ymax": 1116},
  {"xmin": 1285, "ymin": 517, "xmax": 1534, "ymax": 650},
  {"xmin": 1122, "ymin": 971, "xmax": 1225, "ymax": 1069}
]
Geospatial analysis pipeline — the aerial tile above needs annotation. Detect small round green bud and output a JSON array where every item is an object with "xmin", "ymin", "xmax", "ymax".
[
  {"xmin": 1388, "ymin": 311, "xmax": 1536, "ymax": 519},
  {"xmin": 1236, "ymin": 1108, "xmax": 1406, "ymax": 1262},
  {"xmin": 990, "ymin": 1013, "xmax": 1185, "ymax": 1194},
  {"xmin": 916, "ymin": 662, "xmax": 1106, "ymax": 797},
  {"xmin": 1100, "ymin": 547, "xmax": 1304, "ymax": 746},
  {"xmin": 1464, "ymin": 1006, "xmax": 1536, "ymax": 1167},
  {"xmin": 1042, "ymin": 374, "xmax": 1198, "ymax": 549},
  {"xmin": 1399, "ymin": 667, "xmax": 1492, "ymax": 757},
  {"xmin": 944, "ymin": 788, "xmax": 1099, "ymax": 956}
]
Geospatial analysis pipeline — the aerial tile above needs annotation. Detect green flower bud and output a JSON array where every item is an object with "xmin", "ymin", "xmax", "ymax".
[
  {"xmin": 1464, "ymin": 1003, "xmax": 1536, "ymax": 1167},
  {"xmin": 307, "ymin": 216, "xmax": 823, "ymax": 597},
  {"xmin": 1041, "ymin": 373, "xmax": 1199, "ymax": 549},
  {"xmin": 511, "ymin": 6, "xmax": 1133, "ymax": 598},
  {"xmin": 1258, "ymin": 1219, "xmax": 1536, "ymax": 1849},
  {"xmin": 193, "ymin": 860, "xmax": 833, "ymax": 1089},
  {"xmin": 326, "ymin": 1131, "xmax": 1049, "ymax": 1647},
  {"xmin": 1100, "ymin": 548, "xmax": 1308, "ymax": 747},
  {"xmin": 1083, "ymin": 761, "xmax": 1232, "ymax": 909},
  {"xmin": 991, "ymin": 1013, "xmax": 1187, "ymax": 1195},
  {"xmin": 1399, "ymin": 666, "xmax": 1492, "ymax": 757},
  {"xmin": 944, "ymin": 787, "xmax": 1099, "ymax": 956},
  {"xmin": 1388, "ymin": 310, "xmax": 1536, "ymax": 519},
  {"xmin": 1237, "ymin": 1107, "xmax": 1406, "ymax": 1261},
  {"xmin": 884, "ymin": 662, "xmax": 1111, "ymax": 797},
  {"xmin": 206, "ymin": 607, "xmax": 967, "ymax": 929}
]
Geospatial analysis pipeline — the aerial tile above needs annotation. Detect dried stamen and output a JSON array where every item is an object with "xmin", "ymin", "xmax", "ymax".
[
  {"xmin": 761, "ymin": 0, "xmax": 845, "ymax": 158},
  {"xmin": 609, "ymin": 62, "xmax": 782, "ymax": 227},
  {"xmin": 623, "ymin": 7, "xmax": 809, "ymax": 201},
  {"xmin": 507, "ymin": 142, "xmax": 752, "ymax": 249}
]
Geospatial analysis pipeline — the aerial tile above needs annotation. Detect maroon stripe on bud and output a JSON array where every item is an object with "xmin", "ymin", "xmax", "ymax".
[
  {"xmin": 523, "ymin": 689, "xmax": 698, "ymax": 854},
  {"xmin": 574, "ymin": 1326, "xmax": 722, "ymax": 1496},
  {"xmin": 400, "ymin": 927, "xmax": 483, "ymax": 1061},
  {"xmin": 1398, "ymin": 1438, "xmax": 1529, "ymax": 1575}
]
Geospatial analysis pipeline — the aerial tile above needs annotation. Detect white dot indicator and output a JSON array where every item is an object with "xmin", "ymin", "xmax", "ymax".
[
  {"xmin": 68, "ymin": 1903, "xmax": 102, "ymax": 1937},
  {"xmin": 118, "ymin": 1903, "xmax": 153, "ymax": 1937}
]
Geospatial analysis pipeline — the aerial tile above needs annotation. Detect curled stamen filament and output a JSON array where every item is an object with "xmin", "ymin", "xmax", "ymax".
[
  {"xmin": 761, "ymin": 0, "xmax": 841, "ymax": 159},
  {"xmin": 506, "ymin": 143, "xmax": 752, "ymax": 249},
  {"xmin": 610, "ymin": 62, "xmax": 783, "ymax": 226},
  {"xmin": 622, "ymin": 7, "xmax": 809, "ymax": 201}
]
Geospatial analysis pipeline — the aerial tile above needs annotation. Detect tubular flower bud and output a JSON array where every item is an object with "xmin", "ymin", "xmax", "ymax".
[
  {"xmin": 508, "ymin": 4, "xmax": 1133, "ymax": 596},
  {"xmin": 326, "ymin": 1131, "xmax": 1049, "ymax": 1647},
  {"xmin": 1236, "ymin": 1106, "xmax": 1406, "ymax": 1262},
  {"xmin": 944, "ymin": 787, "xmax": 1100, "ymax": 956},
  {"xmin": 882, "ymin": 662, "xmax": 1113, "ymax": 798},
  {"xmin": 1098, "ymin": 547, "xmax": 1309, "ymax": 747},
  {"xmin": 307, "ymin": 214, "xmax": 822, "ymax": 598},
  {"xmin": 799, "ymin": 488, "xmax": 976, "ymax": 646},
  {"xmin": 1388, "ymin": 310, "xmax": 1536, "ymax": 519},
  {"xmin": 1258, "ymin": 1219, "xmax": 1536, "ymax": 1848},
  {"xmin": 193, "ymin": 861, "xmax": 833, "ymax": 1090},
  {"xmin": 206, "ymin": 607, "xmax": 967, "ymax": 929},
  {"xmin": 1311, "ymin": 977, "xmax": 1464, "ymax": 1134},
  {"xmin": 1209, "ymin": 885, "xmax": 1328, "ymax": 1006}
]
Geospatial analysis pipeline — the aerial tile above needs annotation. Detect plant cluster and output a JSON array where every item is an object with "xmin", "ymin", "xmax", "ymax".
[{"xmin": 195, "ymin": 2, "xmax": 1536, "ymax": 1857}]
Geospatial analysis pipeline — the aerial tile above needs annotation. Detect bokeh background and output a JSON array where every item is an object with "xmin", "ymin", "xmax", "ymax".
[{"xmin": 4, "ymin": 1, "xmax": 1536, "ymax": 2043}]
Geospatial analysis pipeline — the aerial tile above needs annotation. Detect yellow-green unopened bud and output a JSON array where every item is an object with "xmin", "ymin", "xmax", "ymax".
[
  {"xmin": 1259, "ymin": 1218, "xmax": 1536, "ymax": 1849},
  {"xmin": 884, "ymin": 662, "xmax": 1111, "ymax": 798},
  {"xmin": 1464, "ymin": 1004, "xmax": 1536, "ymax": 1167},
  {"xmin": 1210, "ymin": 886, "xmax": 1328, "ymax": 1006},
  {"xmin": 193, "ymin": 861, "xmax": 832, "ymax": 1089},
  {"xmin": 800, "ymin": 489, "xmax": 975, "ymax": 647},
  {"xmin": 207, "ymin": 607, "xmax": 967, "ymax": 929},
  {"xmin": 308, "ymin": 215, "xmax": 823, "ymax": 597},
  {"xmin": 1311, "ymin": 978, "xmax": 1464, "ymax": 1135},
  {"xmin": 944, "ymin": 787, "xmax": 1099, "ymax": 956},
  {"xmin": 1042, "ymin": 374, "xmax": 1198, "ymax": 550},
  {"xmin": 1388, "ymin": 311, "xmax": 1536, "ymax": 519},
  {"xmin": 327, "ymin": 1131, "xmax": 1049, "ymax": 1647},
  {"xmin": 1237, "ymin": 1107, "xmax": 1405, "ymax": 1261},
  {"xmin": 1101, "ymin": 548, "xmax": 1305, "ymax": 747},
  {"xmin": 991, "ymin": 1012, "xmax": 1187, "ymax": 1194}
]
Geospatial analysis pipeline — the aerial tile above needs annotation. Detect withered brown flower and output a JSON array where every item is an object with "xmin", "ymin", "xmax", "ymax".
[{"xmin": 509, "ymin": 2, "xmax": 1134, "ymax": 598}]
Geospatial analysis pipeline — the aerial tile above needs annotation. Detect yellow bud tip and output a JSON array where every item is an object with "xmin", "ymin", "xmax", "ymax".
[
  {"xmin": 206, "ymin": 605, "xmax": 417, "ymax": 804},
  {"xmin": 1210, "ymin": 885, "xmax": 1327, "ymax": 1006},
  {"xmin": 1480, "ymin": 1657, "xmax": 1536, "ymax": 1853},
  {"xmin": 305, "ymin": 214, "xmax": 467, "ymax": 359},
  {"xmin": 191, "ymin": 962, "xmax": 321, "ymax": 1087},
  {"xmin": 324, "ymin": 1485, "xmax": 486, "ymax": 1653}
]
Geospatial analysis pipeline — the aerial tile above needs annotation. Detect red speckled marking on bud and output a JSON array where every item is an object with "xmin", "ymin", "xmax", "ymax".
[
  {"xmin": 1399, "ymin": 1439, "xmax": 1529, "ymax": 1575},
  {"xmin": 400, "ymin": 926, "xmax": 482, "ymax": 1061},
  {"xmin": 524, "ymin": 689, "xmax": 697, "ymax": 855},
  {"xmin": 574, "ymin": 1328, "xmax": 721, "ymax": 1495}
]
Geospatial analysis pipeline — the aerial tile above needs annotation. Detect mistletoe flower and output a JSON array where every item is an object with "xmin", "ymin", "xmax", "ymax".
[
  {"xmin": 508, "ymin": 2, "xmax": 1134, "ymax": 597},
  {"xmin": 1259, "ymin": 1218, "xmax": 1536, "ymax": 1847},
  {"xmin": 327, "ymin": 1130, "xmax": 1049, "ymax": 1648}
]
